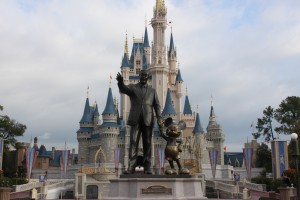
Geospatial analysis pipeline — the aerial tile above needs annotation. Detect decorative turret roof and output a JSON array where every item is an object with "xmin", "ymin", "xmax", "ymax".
[
  {"xmin": 129, "ymin": 41, "xmax": 145, "ymax": 69},
  {"xmin": 102, "ymin": 87, "xmax": 118, "ymax": 115},
  {"xmin": 183, "ymin": 95, "xmax": 192, "ymax": 115},
  {"xmin": 176, "ymin": 69, "xmax": 183, "ymax": 82},
  {"xmin": 80, "ymin": 98, "xmax": 92, "ymax": 123},
  {"xmin": 207, "ymin": 104, "xmax": 217, "ymax": 127},
  {"xmin": 121, "ymin": 33, "xmax": 130, "ymax": 68},
  {"xmin": 93, "ymin": 103, "xmax": 100, "ymax": 116},
  {"xmin": 144, "ymin": 26, "xmax": 150, "ymax": 48},
  {"xmin": 162, "ymin": 88, "xmax": 176, "ymax": 115},
  {"xmin": 193, "ymin": 113, "xmax": 204, "ymax": 134},
  {"xmin": 121, "ymin": 53, "xmax": 130, "ymax": 68},
  {"xmin": 168, "ymin": 32, "xmax": 176, "ymax": 58},
  {"xmin": 155, "ymin": 0, "xmax": 166, "ymax": 11}
]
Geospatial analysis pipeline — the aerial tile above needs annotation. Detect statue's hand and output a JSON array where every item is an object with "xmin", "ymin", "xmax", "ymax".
[
  {"xmin": 157, "ymin": 117, "xmax": 164, "ymax": 129},
  {"xmin": 116, "ymin": 72, "xmax": 124, "ymax": 83}
]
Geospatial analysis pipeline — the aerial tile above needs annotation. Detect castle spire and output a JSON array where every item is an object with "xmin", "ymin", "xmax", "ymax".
[
  {"xmin": 183, "ymin": 87, "xmax": 192, "ymax": 115},
  {"xmin": 125, "ymin": 32, "xmax": 129, "ymax": 59},
  {"xmin": 121, "ymin": 33, "xmax": 130, "ymax": 68},
  {"xmin": 144, "ymin": 26, "xmax": 150, "ymax": 48},
  {"xmin": 193, "ymin": 112, "xmax": 204, "ymax": 135},
  {"xmin": 162, "ymin": 88, "xmax": 176, "ymax": 115},
  {"xmin": 102, "ymin": 87, "xmax": 118, "ymax": 115},
  {"xmin": 80, "ymin": 97, "xmax": 92, "ymax": 123}
]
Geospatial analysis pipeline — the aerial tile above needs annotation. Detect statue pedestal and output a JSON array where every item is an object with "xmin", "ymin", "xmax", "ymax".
[
  {"xmin": 104, "ymin": 175, "xmax": 207, "ymax": 200},
  {"xmin": 0, "ymin": 187, "xmax": 12, "ymax": 200}
]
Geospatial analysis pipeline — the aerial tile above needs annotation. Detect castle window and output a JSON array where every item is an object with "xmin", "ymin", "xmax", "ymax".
[{"xmin": 136, "ymin": 68, "xmax": 141, "ymax": 75}]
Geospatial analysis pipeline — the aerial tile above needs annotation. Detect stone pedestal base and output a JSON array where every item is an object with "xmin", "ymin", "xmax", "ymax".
[
  {"xmin": 104, "ymin": 175, "xmax": 207, "ymax": 200},
  {"xmin": 0, "ymin": 187, "xmax": 12, "ymax": 200}
]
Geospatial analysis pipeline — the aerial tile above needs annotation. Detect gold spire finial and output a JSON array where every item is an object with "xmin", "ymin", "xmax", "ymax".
[
  {"xmin": 186, "ymin": 85, "xmax": 188, "ymax": 96},
  {"xmin": 109, "ymin": 73, "xmax": 112, "ymax": 87},
  {"xmin": 87, "ymin": 86, "xmax": 89, "ymax": 98},
  {"xmin": 125, "ymin": 32, "xmax": 129, "ymax": 59},
  {"xmin": 169, "ymin": 21, "xmax": 173, "ymax": 32}
]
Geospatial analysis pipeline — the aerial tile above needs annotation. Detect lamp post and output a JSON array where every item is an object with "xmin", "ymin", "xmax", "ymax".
[{"xmin": 291, "ymin": 133, "xmax": 300, "ymax": 198}]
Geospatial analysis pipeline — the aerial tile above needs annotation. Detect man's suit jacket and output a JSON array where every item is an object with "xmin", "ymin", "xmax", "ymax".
[{"xmin": 118, "ymin": 82, "xmax": 161, "ymax": 126}]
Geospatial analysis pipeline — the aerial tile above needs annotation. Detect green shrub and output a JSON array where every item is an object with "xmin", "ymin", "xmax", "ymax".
[{"xmin": 0, "ymin": 177, "xmax": 13, "ymax": 187}]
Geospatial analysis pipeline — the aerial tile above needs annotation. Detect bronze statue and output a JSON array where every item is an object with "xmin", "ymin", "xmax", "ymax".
[
  {"xmin": 116, "ymin": 70, "xmax": 162, "ymax": 174},
  {"xmin": 160, "ymin": 117, "xmax": 189, "ymax": 175}
]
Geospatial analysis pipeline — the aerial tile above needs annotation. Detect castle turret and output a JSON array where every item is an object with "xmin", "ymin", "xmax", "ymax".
[
  {"xmin": 149, "ymin": 0, "xmax": 169, "ymax": 107},
  {"xmin": 193, "ymin": 112, "xmax": 204, "ymax": 135},
  {"xmin": 77, "ymin": 96, "xmax": 93, "ymax": 163},
  {"xmin": 99, "ymin": 87, "xmax": 119, "ymax": 163},
  {"xmin": 162, "ymin": 88, "xmax": 176, "ymax": 120},
  {"xmin": 168, "ymin": 32, "xmax": 177, "ymax": 85},
  {"xmin": 144, "ymin": 26, "xmax": 151, "ymax": 67},
  {"xmin": 206, "ymin": 102, "xmax": 225, "ymax": 165},
  {"xmin": 181, "ymin": 87, "xmax": 195, "ymax": 137}
]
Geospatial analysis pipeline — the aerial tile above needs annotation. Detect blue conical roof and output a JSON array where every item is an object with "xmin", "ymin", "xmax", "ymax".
[
  {"xmin": 102, "ymin": 88, "xmax": 118, "ymax": 115},
  {"xmin": 121, "ymin": 53, "xmax": 130, "ymax": 68},
  {"xmin": 168, "ymin": 32, "xmax": 176, "ymax": 58},
  {"xmin": 80, "ymin": 98, "xmax": 93, "ymax": 123},
  {"xmin": 162, "ymin": 88, "xmax": 176, "ymax": 115},
  {"xmin": 193, "ymin": 113, "xmax": 204, "ymax": 134},
  {"xmin": 183, "ymin": 95, "xmax": 192, "ymax": 115},
  {"xmin": 93, "ymin": 103, "xmax": 99, "ymax": 116},
  {"xmin": 176, "ymin": 69, "xmax": 183, "ymax": 82},
  {"xmin": 144, "ymin": 27, "xmax": 150, "ymax": 47}
]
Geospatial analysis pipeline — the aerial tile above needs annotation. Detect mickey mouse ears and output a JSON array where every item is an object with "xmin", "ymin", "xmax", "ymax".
[{"xmin": 164, "ymin": 117, "xmax": 186, "ymax": 130}]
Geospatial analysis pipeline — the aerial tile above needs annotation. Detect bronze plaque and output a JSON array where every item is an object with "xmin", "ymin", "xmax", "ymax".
[{"xmin": 141, "ymin": 185, "xmax": 172, "ymax": 195}]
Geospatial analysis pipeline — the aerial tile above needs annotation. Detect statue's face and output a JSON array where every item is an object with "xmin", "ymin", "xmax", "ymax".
[
  {"xmin": 166, "ymin": 124, "xmax": 181, "ymax": 138},
  {"xmin": 139, "ymin": 71, "xmax": 148, "ymax": 85}
]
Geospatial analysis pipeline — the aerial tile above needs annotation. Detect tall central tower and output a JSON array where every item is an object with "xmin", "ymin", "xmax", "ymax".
[{"xmin": 149, "ymin": 0, "xmax": 169, "ymax": 107}]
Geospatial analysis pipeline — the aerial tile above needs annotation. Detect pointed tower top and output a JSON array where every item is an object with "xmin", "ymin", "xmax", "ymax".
[
  {"xmin": 156, "ymin": 0, "xmax": 164, "ymax": 10},
  {"xmin": 176, "ymin": 69, "xmax": 183, "ymax": 82},
  {"xmin": 109, "ymin": 73, "xmax": 112, "ymax": 87},
  {"xmin": 183, "ymin": 94, "xmax": 193, "ymax": 115},
  {"xmin": 168, "ymin": 31, "xmax": 176, "ymax": 58},
  {"xmin": 102, "ymin": 87, "xmax": 118, "ymax": 115},
  {"xmin": 125, "ymin": 32, "xmax": 129, "ymax": 59},
  {"xmin": 87, "ymin": 86, "xmax": 89, "ymax": 98},
  {"xmin": 210, "ymin": 95, "xmax": 215, "ymax": 117},
  {"xmin": 93, "ymin": 102, "xmax": 100, "ymax": 116},
  {"xmin": 144, "ymin": 26, "xmax": 150, "ymax": 47},
  {"xmin": 162, "ymin": 88, "xmax": 176, "ymax": 115},
  {"xmin": 193, "ymin": 112, "xmax": 204, "ymax": 135},
  {"xmin": 121, "ymin": 33, "xmax": 130, "ymax": 68},
  {"xmin": 80, "ymin": 97, "xmax": 92, "ymax": 123}
]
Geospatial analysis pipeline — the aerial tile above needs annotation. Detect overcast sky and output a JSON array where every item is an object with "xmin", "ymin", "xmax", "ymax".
[{"xmin": 1, "ymin": 0, "xmax": 300, "ymax": 152}]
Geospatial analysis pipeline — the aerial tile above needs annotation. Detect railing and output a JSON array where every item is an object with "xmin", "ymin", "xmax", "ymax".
[
  {"xmin": 237, "ymin": 180, "xmax": 266, "ymax": 191},
  {"xmin": 13, "ymin": 179, "xmax": 73, "ymax": 192}
]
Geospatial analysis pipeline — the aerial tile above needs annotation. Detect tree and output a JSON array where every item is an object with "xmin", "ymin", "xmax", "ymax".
[
  {"xmin": 255, "ymin": 143, "xmax": 272, "ymax": 172},
  {"xmin": 253, "ymin": 96, "xmax": 300, "ymax": 142},
  {"xmin": 0, "ymin": 105, "xmax": 27, "ymax": 178},
  {"xmin": 252, "ymin": 106, "xmax": 276, "ymax": 142},
  {"xmin": 274, "ymin": 96, "xmax": 300, "ymax": 135},
  {"xmin": 0, "ymin": 105, "xmax": 26, "ymax": 148}
]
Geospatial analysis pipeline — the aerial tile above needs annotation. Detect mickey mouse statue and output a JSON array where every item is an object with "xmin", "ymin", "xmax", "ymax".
[{"xmin": 159, "ymin": 117, "xmax": 190, "ymax": 175}]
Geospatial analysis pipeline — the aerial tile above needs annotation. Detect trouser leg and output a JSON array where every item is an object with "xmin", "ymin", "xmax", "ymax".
[
  {"xmin": 128, "ymin": 124, "xmax": 141, "ymax": 172},
  {"xmin": 142, "ymin": 125, "xmax": 152, "ymax": 172}
]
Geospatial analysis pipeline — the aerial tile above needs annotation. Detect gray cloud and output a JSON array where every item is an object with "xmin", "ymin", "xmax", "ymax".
[{"xmin": 1, "ymin": 0, "xmax": 299, "ymax": 152}]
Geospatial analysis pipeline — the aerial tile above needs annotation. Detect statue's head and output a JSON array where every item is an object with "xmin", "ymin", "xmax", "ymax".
[
  {"xmin": 164, "ymin": 117, "xmax": 186, "ymax": 138},
  {"xmin": 139, "ymin": 70, "xmax": 149, "ymax": 85}
]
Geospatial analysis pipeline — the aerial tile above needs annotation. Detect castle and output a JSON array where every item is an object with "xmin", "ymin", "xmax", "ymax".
[{"xmin": 76, "ymin": 0, "xmax": 225, "ymax": 173}]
